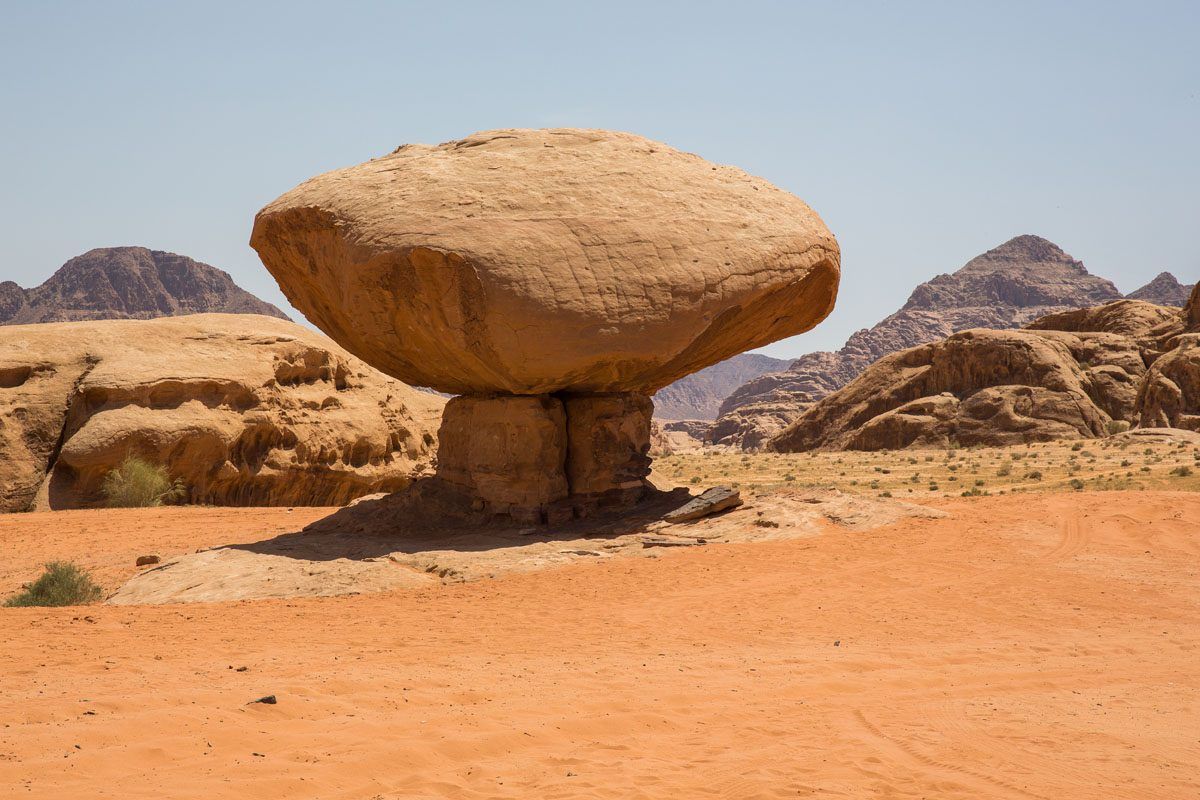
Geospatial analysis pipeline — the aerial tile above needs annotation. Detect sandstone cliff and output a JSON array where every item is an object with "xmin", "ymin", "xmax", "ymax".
[
  {"xmin": 768, "ymin": 292, "xmax": 1198, "ymax": 451},
  {"xmin": 711, "ymin": 235, "xmax": 1126, "ymax": 447},
  {"xmin": 0, "ymin": 314, "xmax": 442, "ymax": 511},
  {"xmin": 1, "ymin": 247, "xmax": 288, "ymax": 325}
]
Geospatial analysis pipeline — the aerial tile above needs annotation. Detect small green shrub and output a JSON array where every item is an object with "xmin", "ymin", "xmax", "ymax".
[
  {"xmin": 1069, "ymin": 478, "xmax": 1085, "ymax": 491},
  {"xmin": 1106, "ymin": 420, "xmax": 1130, "ymax": 436},
  {"xmin": 100, "ymin": 456, "xmax": 186, "ymax": 508},
  {"xmin": 1025, "ymin": 470, "xmax": 1043, "ymax": 480},
  {"xmin": 4, "ymin": 562, "xmax": 102, "ymax": 607},
  {"xmin": 1170, "ymin": 465, "xmax": 1193, "ymax": 477}
]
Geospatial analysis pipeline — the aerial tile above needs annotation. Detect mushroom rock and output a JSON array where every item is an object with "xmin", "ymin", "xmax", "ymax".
[{"xmin": 251, "ymin": 128, "xmax": 840, "ymax": 522}]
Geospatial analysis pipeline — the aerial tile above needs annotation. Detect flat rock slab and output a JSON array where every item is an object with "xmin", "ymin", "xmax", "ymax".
[
  {"xmin": 664, "ymin": 486, "xmax": 744, "ymax": 524},
  {"xmin": 104, "ymin": 488, "xmax": 944, "ymax": 605}
]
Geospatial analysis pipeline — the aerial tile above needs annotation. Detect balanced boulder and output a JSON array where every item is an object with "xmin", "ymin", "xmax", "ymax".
[{"xmin": 252, "ymin": 128, "xmax": 840, "ymax": 521}]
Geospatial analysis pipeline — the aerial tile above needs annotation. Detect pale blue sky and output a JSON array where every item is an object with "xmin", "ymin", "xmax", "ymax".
[{"xmin": 1, "ymin": 1, "xmax": 1196, "ymax": 357}]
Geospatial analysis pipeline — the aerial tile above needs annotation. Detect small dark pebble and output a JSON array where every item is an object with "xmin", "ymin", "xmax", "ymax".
[
  {"xmin": 235, "ymin": 666, "xmax": 249, "ymax": 672},
  {"xmin": 135, "ymin": 555, "xmax": 160, "ymax": 567},
  {"xmin": 834, "ymin": 640, "xmax": 841, "ymax": 647}
]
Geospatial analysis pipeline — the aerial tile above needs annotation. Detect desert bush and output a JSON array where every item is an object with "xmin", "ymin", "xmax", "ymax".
[
  {"xmin": 1106, "ymin": 420, "xmax": 1131, "ymax": 436},
  {"xmin": 1069, "ymin": 478, "xmax": 1085, "ymax": 490},
  {"xmin": 1170, "ymin": 465, "xmax": 1193, "ymax": 477},
  {"xmin": 100, "ymin": 455, "xmax": 187, "ymax": 508},
  {"xmin": 4, "ymin": 562, "xmax": 102, "ymax": 607},
  {"xmin": 996, "ymin": 461, "xmax": 1012, "ymax": 476},
  {"xmin": 1025, "ymin": 470, "xmax": 1043, "ymax": 480}
]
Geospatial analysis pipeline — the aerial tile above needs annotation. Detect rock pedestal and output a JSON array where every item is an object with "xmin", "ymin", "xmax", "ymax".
[
  {"xmin": 434, "ymin": 392, "xmax": 653, "ymax": 523},
  {"xmin": 251, "ymin": 128, "xmax": 841, "ymax": 524}
]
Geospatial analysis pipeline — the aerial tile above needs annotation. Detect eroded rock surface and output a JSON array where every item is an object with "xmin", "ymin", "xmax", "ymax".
[
  {"xmin": 251, "ymin": 128, "xmax": 838, "ymax": 396},
  {"xmin": 712, "ymin": 235, "xmax": 1123, "ymax": 447},
  {"xmin": 252, "ymin": 128, "xmax": 840, "ymax": 520},
  {"xmin": 770, "ymin": 291, "xmax": 1200, "ymax": 451},
  {"xmin": 0, "ymin": 314, "xmax": 442, "ymax": 511}
]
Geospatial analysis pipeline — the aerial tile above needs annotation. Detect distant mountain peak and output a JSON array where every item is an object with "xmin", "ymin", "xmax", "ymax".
[
  {"xmin": 1127, "ymin": 271, "xmax": 1193, "ymax": 306},
  {"xmin": 955, "ymin": 234, "xmax": 1087, "ymax": 276},
  {"xmin": 1, "ymin": 246, "xmax": 289, "ymax": 325}
]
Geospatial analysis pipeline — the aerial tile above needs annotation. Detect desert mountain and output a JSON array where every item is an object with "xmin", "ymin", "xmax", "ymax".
[
  {"xmin": 0, "ymin": 246, "xmax": 288, "ymax": 325},
  {"xmin": 0, "ymin": 314, "xmax": 443, "ymax": 512},
  {"xmin": 711, "ymin": 235, "xmax": 1124, "ymax": 448},
  {"xmin": 1126, "ymin": 271, "xmax": 1194, "ymax": 306},
  {"xmin": 769, "ymin": 286, "xmax": 1199, "ymax": 452},
  {"xmin": 652, "ymin": 353, "xmax": 790, "ymax": 420}
]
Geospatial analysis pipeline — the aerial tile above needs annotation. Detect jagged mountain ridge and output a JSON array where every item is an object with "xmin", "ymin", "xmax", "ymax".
[
  {"xmin": 0, "ymin": 246, "xmax": 288, "ymax": 325},
  {"xmin": 652, "ymin": 353, "xmax": 790, "ymax": 420}
]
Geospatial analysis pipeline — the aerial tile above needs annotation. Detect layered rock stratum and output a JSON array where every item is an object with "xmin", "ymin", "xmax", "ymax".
[
  {"xmin": 0, "ymin": 314, "xmax": 442, "ymax": 512},
  {"xmin": 769, "ymin": 287, "xmax": 1200, "ymax": 451},
  {"xmin": 1, "ymin": 246, "xmax": 289, "ymax": 325},
  {"xmin": 252, "ymin": 128, "xmax": 840, "ymax": 522},
  {"xmin": 711, "ymin": 235, "xmax": 1129, "ymax": 447}
]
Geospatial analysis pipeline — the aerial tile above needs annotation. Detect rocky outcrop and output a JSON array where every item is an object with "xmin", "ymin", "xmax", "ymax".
[
  {"xmin": 1133, "ymin": 284, "xmax": 1200, "ymax": 432},
  {"xmin": 649, "ymin": 420, "xmax": 707, "ymax": 456},
  {"xmin": 252, "ymin": 128, "xmax": 840, "ymax": 522},
  {"xmin": 1127, "ymin": 272, "xmax": 1194, "ymax": 307},
  {"xmin": 0, "ymin": 314, "xmax": 442, "ymax": 512},
  {"xmin": 711, "ymin": 235, "xmax": 1123, "ymax": 447},
  {"xmin": 652, "ymin": 353, "xmax": 789, "ymax": 420},
  {"xmin": 1, "ymin": 247, "xmax": 289, "ymax": 325},
  {"xmin": 770, "ymin": 293, "xmax": 1200, "ymax": 451}
]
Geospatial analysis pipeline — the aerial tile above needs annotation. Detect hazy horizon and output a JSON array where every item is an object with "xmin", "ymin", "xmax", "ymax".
[{"xmin": 2, "ymin": 1, "xmax": 1196, "ymax": 357}]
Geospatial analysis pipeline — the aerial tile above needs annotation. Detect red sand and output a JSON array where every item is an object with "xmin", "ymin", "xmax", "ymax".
[{"xmin": 1, "ymin": 491, "xmax": 1197, "ymax": 798}]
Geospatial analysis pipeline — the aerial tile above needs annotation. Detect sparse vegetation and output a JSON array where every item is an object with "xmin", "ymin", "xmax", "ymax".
[
  {"xmin": 100, "ymin": 456, "xmax": 187, "ymax": 508},
  {"xmin": 4, "ymin": 562, "xmax": 103, "ymax": 607},
  {"xmin": 649, "ymin": 437, "xmax": 1200, "ymax": 499}
]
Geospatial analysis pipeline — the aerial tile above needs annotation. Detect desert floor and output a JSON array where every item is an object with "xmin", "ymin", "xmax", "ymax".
[
  {"xmin": 2, "ymin": 490, "xmax": 1198, "ymax": 798},
  {"xmin": 650, "ymin": 435, "xmax": 1200, "ymax": 497}
]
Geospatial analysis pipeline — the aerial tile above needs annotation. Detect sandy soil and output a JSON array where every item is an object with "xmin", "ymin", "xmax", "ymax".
[
  {"xmin": 1, "ymin": 491, "xmax": 1197, "ymax": 798},
  {"xmin": 652, "ymin": 432, "xmax": 1200, "ymax": 497}
]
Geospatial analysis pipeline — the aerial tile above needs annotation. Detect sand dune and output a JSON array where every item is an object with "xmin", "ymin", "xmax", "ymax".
[{"xmin": 1, "ymin": 491, "xmax": 1197, "ymax": 798}]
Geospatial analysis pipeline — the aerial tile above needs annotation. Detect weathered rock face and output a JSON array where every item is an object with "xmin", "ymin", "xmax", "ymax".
[
  {"xmin": 712, "ymin": 235, "xmax": 1123, "ymax": 447},
  {"xmin": 251, "ymin": 128, "xmax": 838, "ymax": 397},
  {"xmin": 1026, "ymin": 299, "xmax": 1180, "ymax": 341},
  {"xmin": 770, "ymin": 295, "xmax": 1199, "ymax": 451},
  {"xmin": 1134, "ymin": 287, "xmax": 1200, "ymax": 431},
  {"xmin": 253, "ymin": 128, "xmax": 840, "ymax": 520},
  {"xmin": 0, "ymin": 314, "xmax": 443, "ymax": 512},
  {"xmin": 1, "ymin": 247, "xmax": 289, "ymax": 325},
  {"xmin": 1126, "ymin": 272, "xmax": 1194, "ymax": 307},
  {"xmin": 770, "ymin": 321, "xmax": 1148, "ymax": 451},
  {"xmin": 436, "ymin": 395, "xmax": 570, "ymax": 516},
  {"xmin": 1135, "ymin": 336, "xmax": 1200, "ymax": 431}
]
